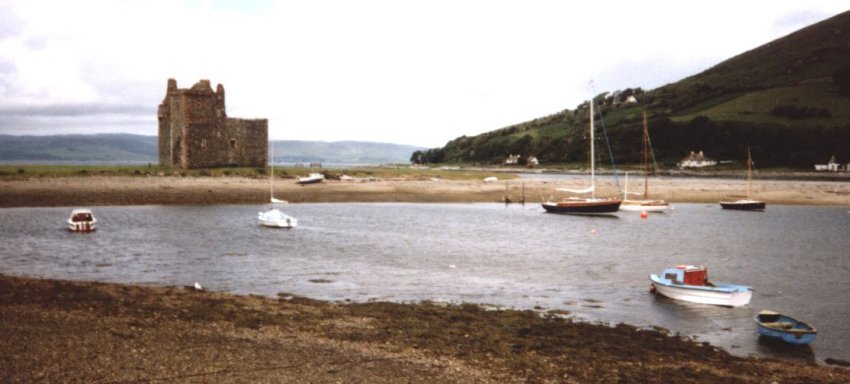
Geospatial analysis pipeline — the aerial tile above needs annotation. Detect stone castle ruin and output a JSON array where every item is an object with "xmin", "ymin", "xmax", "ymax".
[{"xmin": 158, "ymin": 79, "xmax": 267, "ymax": 169}]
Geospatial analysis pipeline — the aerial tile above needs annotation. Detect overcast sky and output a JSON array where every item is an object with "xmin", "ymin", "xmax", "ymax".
[{"xmin": 0, "ymin": 1, "xmax": 847, "ymax": 148}]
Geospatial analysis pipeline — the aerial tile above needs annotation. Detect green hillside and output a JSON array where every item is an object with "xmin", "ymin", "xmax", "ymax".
[{"xmin": 421, "ymin": 10, "xmax": 850, "ymax": 169}]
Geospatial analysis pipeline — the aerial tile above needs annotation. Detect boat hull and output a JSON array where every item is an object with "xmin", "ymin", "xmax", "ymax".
[
  {"xmin": 650, "ymin": 274, "xmax": 752, "ymax": 307},
  {"xmin": 720, "ymin": 200, "xmax": 765, "ymax": 211},
  {"xmin": 619, "ymin": 200, "xmax": 669, "ymax": 212},
  {"xmin": 755, "ymin": 311, "xmax": 817, "ymax": 345},
  {"xmin": 296, "ymin": 173, "xmax": 324, "ymax": 185},
  {"xmin": 542, "ymin": 199, "xmax": 621, "ymax": 215},
  {"xmin": 258, "ymin": 209, "xmax": 298, "ymax": 228},
  {"xmin": 67, "ymin": 221, "xmax": 97, "ymax": 232}
]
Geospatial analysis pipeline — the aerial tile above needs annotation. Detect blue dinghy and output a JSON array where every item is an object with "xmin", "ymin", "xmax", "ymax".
[{"xmin": 754, "ymin": 310, "xmax": 817, "ymax": 345}]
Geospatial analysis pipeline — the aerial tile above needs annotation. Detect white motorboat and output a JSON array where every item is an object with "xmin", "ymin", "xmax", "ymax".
[{"xmin": 67, "ymin": 208, "xmax": 97, "ymax": 232}]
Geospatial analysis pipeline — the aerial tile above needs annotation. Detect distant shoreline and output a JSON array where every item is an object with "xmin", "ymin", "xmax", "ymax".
[{"xmin": 2, "ymin": 173, "xmax": 849, "ymax": 208}]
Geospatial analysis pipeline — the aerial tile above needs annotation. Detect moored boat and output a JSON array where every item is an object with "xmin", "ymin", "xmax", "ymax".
[
  {"xmin": 259, "ymin": 143, "xmax": 298, "ymax": 228},
  {"xmin": 649, "ymin": 265, "xmax": 752, "ymax": 307},
  {"xmin": 720, "ymin": 147, "xmax": 765, "ymax": 211},
  {"xmin": 720, "ymin": 199, "xmax": 766, "ymax": 211},
  {"xmin": 67, "ymin": 208, "xmax": 97, "ymax": 232},
  {"xmin": 542, "ymin": 198, "xmax": 621, "ymax": 214},
  {"xmin": 258, "ymin": 208, "xmax": 298, "ymax": 228},
  {"xmin": 754, "ymin": 310, "xmax": 817, "ymax": 345},
  {"xmin": 542, "ymin": 99, "xmax": 621, "ymax": 215},
  {"xmin": 620, "ymin": 112, "xmax": 670, "ymax": 212}
]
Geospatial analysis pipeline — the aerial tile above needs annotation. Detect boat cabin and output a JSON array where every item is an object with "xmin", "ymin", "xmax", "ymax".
[
  {"xmin": 662, "ymin": 265, "xmax": 709, "ymax": 286},
  {"xmin": 70, "ymin": 209, "xmax": 95, "ymax": 222}
]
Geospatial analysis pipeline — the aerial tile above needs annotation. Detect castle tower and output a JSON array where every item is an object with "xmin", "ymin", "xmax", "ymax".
[{"xmin": 158, "ymin": 79, "xmax": 267, "ymax": 169}]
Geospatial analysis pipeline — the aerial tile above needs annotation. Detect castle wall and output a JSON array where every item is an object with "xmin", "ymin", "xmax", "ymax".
[{"xmin": 158, "ymin": 79, "xmax": 267, "ymax": 169}]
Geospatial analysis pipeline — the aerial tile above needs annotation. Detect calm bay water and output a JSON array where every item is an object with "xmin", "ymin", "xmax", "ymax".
[{"xmin": 2, "ymin": 203, "xmax": 849, "ymax": 363}]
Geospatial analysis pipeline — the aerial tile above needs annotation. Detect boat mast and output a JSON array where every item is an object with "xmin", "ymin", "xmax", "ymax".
[
  {"xmin": 270, "ymin": 142, "xmax": 274, "ymax": 202},
  {"xmin": 590, "ymin": 100, "xmax": 596, "ymax": 200},
  {"xmin": 747, "ymin": 147, "xmax": 752, "ymax": 200},
  {"xmin": 643, "ymin": 112, "xmax": 649, "ymax": 199}
]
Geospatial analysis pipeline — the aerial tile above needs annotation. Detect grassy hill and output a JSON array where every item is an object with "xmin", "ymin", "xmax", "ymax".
[
  {"xmin": 423, "ymin": 10, "xmax": 850, "ymax": 169},
  {"xmin": 0, "ymin": 134, "xmax": 423, "ymax": 165}
]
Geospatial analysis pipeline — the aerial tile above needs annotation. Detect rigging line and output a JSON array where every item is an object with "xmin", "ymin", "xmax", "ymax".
[{"xmin": 593, "ymin": 99, "xmax": 621, "ymax": 192}]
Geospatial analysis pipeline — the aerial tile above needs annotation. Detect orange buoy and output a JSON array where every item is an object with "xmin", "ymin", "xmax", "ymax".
[{"xmin": 639, "ymin": 211, "xmax": 648, "ymax": 219}]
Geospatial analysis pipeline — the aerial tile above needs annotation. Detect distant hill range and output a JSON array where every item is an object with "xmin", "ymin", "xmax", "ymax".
[
  {"xmin": 418, "ymin": 11, "xmax": 850, "ymax": 168},
  {"xmin": 0, "ymin": 134, "xmax": 424, "ymax": 165}
]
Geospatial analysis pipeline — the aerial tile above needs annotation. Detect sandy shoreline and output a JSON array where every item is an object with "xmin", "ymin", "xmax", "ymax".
[{"xmin": 2, "ymin": 174, "xmax": 850, "ymax": 207}]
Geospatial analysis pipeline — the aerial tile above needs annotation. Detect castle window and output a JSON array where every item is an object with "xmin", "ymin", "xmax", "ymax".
[
  {"xmin": 230, "ymin": 139, "xmax": 237, "ymax": 149},
  {"xmin": 201, "ymin": 139, "xmax": 207, "ymax": 151}
]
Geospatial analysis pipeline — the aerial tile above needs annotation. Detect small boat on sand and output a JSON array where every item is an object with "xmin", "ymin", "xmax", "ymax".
[
  {"xmin": 67, "ymin": 208, "xmax": 97, "ymax": 232},
  {"xmin": 754, "ymin": 310, "xmax": 817, "ymax": 345},
  {"xmin": 650, "ymin": 265, "xmax": 752, "ymax": 307},
  {"xmin": 296, "ymin": 173, "xmax": 324, "ymax": 185}
]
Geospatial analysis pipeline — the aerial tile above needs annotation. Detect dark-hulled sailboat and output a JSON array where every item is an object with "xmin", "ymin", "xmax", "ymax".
[
  {"xmin": 720, "ymin": 147, "xmax": 765, "ymax": 211},
  {"xmin": 542, "ymin": 100, "xmax": 621, "ymax": 215}
]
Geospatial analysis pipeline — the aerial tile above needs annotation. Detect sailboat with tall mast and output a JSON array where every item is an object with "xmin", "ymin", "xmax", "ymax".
[
  {"xmin": 542, "ymin": 100, "xmax": 621, "ymax": 215},
  {"xmin": 258, "ymin": 142, "xmax": 298, "ymax": 228},
  {"xmin": 620, "ymin": 112, "xmax": 670, "ymax": 212},
  {"xmin": 719, "ymin": 147, "xmax": 765, "ymax": 211}
]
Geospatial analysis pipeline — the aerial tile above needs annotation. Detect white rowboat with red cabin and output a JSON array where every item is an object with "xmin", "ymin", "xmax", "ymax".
[{"xmin": 650, "ymin": 265, "xmax": 752, "ymax": 307}]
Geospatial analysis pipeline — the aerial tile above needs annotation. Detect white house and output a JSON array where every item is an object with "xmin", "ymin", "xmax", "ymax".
[
  {"xmin": 814, "ymin": 155, "xmax": 841, "ymax": 171},
  {"xmin": 678, "ymin": 151, "xmax": 717, "ymax": 168},
  {"xmin": 505, "ymin": 154, "xmax": 521, "ymax": 165},
  {"xmin": 526, "ymin": 156, "xmax": 539, "ymax": 167}
]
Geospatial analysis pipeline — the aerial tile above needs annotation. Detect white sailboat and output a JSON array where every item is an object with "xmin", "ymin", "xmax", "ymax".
[
  {"xmin": 542, "ymin": 99, "xmax": 621, "ymax": 214},
  {"xmin": 620, "ymin": 112, "xmax": 670, "ymax": 212},
  {"xmin": 258, "ymin": 143, "xmax": 298, "ymax": 228}
]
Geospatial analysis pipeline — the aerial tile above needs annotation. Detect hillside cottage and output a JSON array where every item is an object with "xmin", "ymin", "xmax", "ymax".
[
  {"xmin": 678, "ymin": 151, "xmax": 717, "ymax": 168},
  {"xmin": 814, "ymin": 155, "xmax": 843, "ymax": 171},
  {"xmin": 505, "ymin": 154, "xmax": 521, "ymax": 165}
]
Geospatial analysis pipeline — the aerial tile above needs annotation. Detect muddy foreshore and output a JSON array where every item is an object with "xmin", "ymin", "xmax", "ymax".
[
  {"xmin": 3, "ymin": 175, "xmax": 850, "ymax": 382},
  {"xmin": 2, "ymin": 274, "xmax": 849, "ymax": 383}
]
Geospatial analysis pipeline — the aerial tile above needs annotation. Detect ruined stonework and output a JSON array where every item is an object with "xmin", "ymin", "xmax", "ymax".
[{"xmin": 158, "ymin": 79, "xmax": 267, "ymax": 169}]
